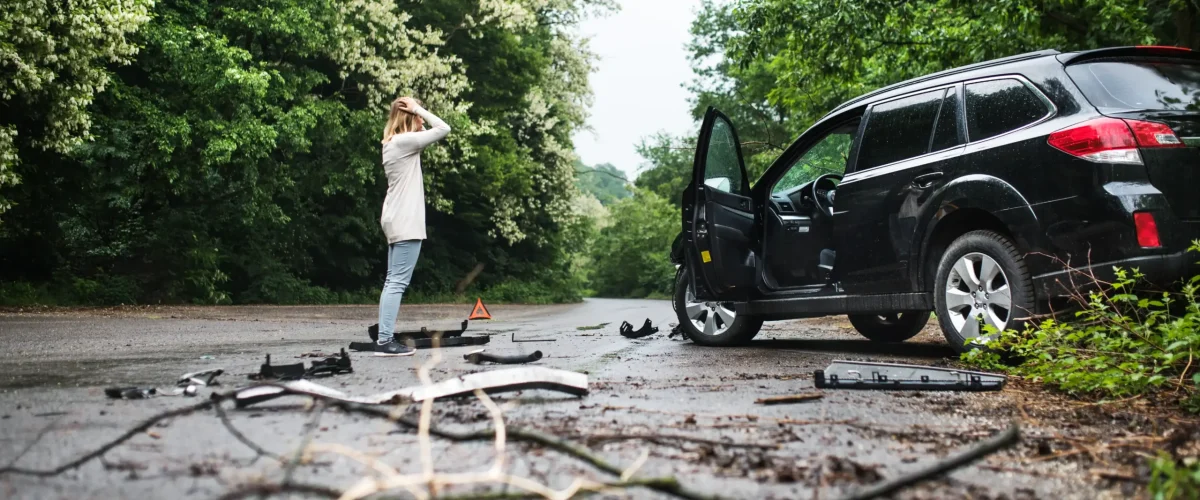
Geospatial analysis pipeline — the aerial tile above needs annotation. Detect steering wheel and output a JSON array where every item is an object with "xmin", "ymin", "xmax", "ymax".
[{"xmin": 811, "ymin": 174, "xmax": 842, "ymax": 217}]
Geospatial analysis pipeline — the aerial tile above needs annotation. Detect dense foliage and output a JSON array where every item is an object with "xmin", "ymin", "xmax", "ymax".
[
  {"xmin": 0, "ymin": 0, "xmax": 611, "ymax": 305},
  {"xmin": 962, "ymin": 249, "xmax": 1200, "ymax": 413},
  {"xmin": 573, "ymin": 160, "xmax": 630, "ymax": 206},
  {"xmin": 588, "ymin": 189, "xmax": 676, "ymax": 299}
]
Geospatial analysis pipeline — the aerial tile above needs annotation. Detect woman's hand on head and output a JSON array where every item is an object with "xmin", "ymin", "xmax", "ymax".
[{"xmin": 396, "ymin": 97, "xmax": 420, "ymax": 114}]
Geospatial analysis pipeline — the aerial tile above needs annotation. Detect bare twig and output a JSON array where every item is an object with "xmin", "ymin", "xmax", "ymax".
[
  {"xmin": 284, "ymin": 402, "xmax": 325, "ymax": 486},
  {"xmin": 0, "ymin": 400, "xmax": 214, "ymax": 476},
  {"xmin": 215, "ymin": 482, "xmax": 341, "ymax": 500},
  {"xmin": 840, "ymin": 424, "xmax": 1021, "ymax": 500},
  {"xmin": 570, "ymin": 433, "xmax": 779, "ymax": 450},
  {"xmin": 213, "ymin": 401, "xmax": 282, "ymax": 462}
]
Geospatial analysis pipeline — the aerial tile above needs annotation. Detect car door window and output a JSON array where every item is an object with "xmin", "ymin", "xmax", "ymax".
[
  {"xmin": 704, "ymin": 118, "xmax": 747, "ymax": 196},
  {"xmin": 773, "ymin": 132, "xmax": 853, "ymax": 195},
  {"xmin": 856, "ymin": 89, "xmax": 946, "ymax": 170},
  {"xmin": 929, "ymin": 88, "xmax": 962, "ymax": 152},
  {"xmin": 965, "ymin": 79, "xmax": 1049, "ymax": 142}
]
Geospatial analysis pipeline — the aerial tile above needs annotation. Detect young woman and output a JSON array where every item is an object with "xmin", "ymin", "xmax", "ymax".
[{"xmin": 375, "ymin": 96, "xmax": 451, "ymax": 356}]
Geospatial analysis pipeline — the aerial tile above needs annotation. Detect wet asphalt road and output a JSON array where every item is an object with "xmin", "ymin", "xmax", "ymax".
[{"xmin": 0, "ymin": 300, "xmax": 1109, "ymax": 499}]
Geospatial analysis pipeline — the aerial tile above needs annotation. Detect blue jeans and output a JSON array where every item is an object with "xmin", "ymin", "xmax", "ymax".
[{"xmin": 377, "ymin": 240, "xmax": 422, "ymax": 343}]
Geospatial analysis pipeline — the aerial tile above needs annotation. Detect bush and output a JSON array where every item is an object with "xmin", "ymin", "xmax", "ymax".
[
  {"xmin": 1150, "ymin": 452, "xmax": 1200, "ymax": 500},
  {"xmin": 962, "ymin": 242, "xmax": 1200, "ymax": 412},
  {"xmin": 588, "ymin": 190, "xmax": 677, "ymax": 298}
]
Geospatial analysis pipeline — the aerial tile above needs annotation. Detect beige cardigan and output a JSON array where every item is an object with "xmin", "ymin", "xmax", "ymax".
[{"xmin": 379, "ymin": 106, "xmax": 451, "ymax": 243}]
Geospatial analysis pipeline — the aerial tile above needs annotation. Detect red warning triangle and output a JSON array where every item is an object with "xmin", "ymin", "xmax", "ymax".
[{"xmin": 469, "ymin": 298, "xmax": 492, "ymax": 320}]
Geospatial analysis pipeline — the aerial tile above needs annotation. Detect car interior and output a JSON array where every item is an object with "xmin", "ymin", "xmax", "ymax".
[{"xmin": 760, "ymin": 120, "xmax": 860, "ymax": 291}]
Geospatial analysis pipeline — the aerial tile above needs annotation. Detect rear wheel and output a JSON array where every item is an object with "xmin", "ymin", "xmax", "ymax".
[
  {"xmin": 933, "ymin": 230, "xmax": 1034, "ymax": 353},
  {"xmin": 848, "ymin": 312, "xmax": 929, "ymax": 342},
  {"xmin": 673, "ymin": 268, "xmax": 763, "ymax": 346}
]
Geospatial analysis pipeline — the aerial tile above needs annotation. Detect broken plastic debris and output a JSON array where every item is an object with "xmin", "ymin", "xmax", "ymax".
[
  {"xmin": 814, "ymin": 360, "xmax": 1006, "ymax": 391},
  {"xmin": 234, "ymin": 366, "xmax": 588, "ymax": 408},
  {"xmin": 349, "ymin": 335, "xmax": 490, "ymax": 352},
  {"xmin": 177, "ymin": 368, "xmax": 223, "ymax": 387},
  {"xmin": 105, "ymin": 387, "xmax": 158, "ymax": 399},
  {"xmin": 464, "ymin": 349, "xmax": 543, "ymax": 365},
  {"xmin": 619, "ymin": 319, "xmax": 659, "ymax": 339},
  {"xmin": 367, "ymin": 320, "xmax": 470, "ymax": 342}
]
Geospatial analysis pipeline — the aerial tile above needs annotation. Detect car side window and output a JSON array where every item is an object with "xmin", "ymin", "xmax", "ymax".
[
  {"xmin": 929, "ymin": 88, "xmax": 962, "ymax": 152},
  {"xmin": 772, "ymin": 132, "xmax": 853, "ymax": 195},
  {"xmin": 856, "ymin": 89, "xmax": 945, "ymax": 170},
  {"xmin": 965, "ymin": 79, "xmax": 1049, "ymax": 142},
  {"xmin": 704, "ymin": 117, "xmax": 746, "ymax": 196}
]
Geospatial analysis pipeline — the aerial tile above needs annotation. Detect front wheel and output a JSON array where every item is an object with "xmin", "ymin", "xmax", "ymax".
[
  {"xmin": 848, "ymin": 312, "xmax": 929, "ymax": 343},
  {"xmin": 673, "ymin": 268, "xmax": 763, "ymax": 346}
]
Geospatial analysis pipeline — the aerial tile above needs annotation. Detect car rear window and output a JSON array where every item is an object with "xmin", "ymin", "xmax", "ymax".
[
  {"xmin": 1067, "ymin": 60, "xmax": 1200, "ymax": 112},
  {"xmin": 965, "ymin": 79, "xmax": 1049, "ymax": 142}
]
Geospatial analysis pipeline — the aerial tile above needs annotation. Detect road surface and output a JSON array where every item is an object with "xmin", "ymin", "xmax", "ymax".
[{"xmin": 0, "ymin": 299, "xmax": 1126, "ymax": 499}]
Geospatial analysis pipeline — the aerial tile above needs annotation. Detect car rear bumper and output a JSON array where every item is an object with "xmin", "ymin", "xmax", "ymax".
[{"xmin": 1033, "ymin": 250, "xmax": 1198, "ymax": 297}]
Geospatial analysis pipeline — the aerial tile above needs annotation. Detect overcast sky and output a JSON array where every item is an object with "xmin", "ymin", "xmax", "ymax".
[{"xmin": 572, "ymin": 0, "xmax": 703, "ymax": 179}]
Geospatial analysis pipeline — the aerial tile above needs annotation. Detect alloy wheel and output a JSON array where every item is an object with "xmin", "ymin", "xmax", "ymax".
[
  {"xmin": 684, "ymin": 287, "xmax": 737, "ymax": 337},
  {"xmin": 944, "ymin": 252, "xmax": 1012, "ymax": 342}
]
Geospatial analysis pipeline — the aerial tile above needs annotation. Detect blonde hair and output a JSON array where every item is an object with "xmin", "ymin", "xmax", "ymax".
[{"xmin": 382, "ymin": 97, "xmax": 425, "ymax": 143}]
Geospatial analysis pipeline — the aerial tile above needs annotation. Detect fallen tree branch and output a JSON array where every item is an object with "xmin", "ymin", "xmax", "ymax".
[
  {"xmin": 215, "ymin": 482, "xmax": 341, "ymax": 499},
  {"xmin": 570, "ymin": 433, "xmax": 779, "ymax": 450},
  {"xmin": 213, "ymin": 401, "xmax": 282, "ymax": 462},
  {"xmin": 840, "ymin": 424, "xmax": 1021, "ymax": 500},
  {"xmin": 0, "ymin": 400, "xmax": 214, "ymax": 476}
]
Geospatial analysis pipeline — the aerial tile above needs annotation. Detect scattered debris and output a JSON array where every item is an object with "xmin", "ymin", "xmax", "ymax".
[
  {"xmin": 619, "ymin": 319, "xmax": 658, "ymax": 339},
  {"xmin": 576, "ymin": 323, "xmax": 609, "ymax": 331},
  {"xmin": 235, "ymin": 366, "xmax": 589, "ymax": 408},
  {"xmin": 252, "ymin": 350, "xmax": 353, "ymax": 380},
  {"xmin": 177, "ymin": 368, "xmax": 223, "ymax": 387},
  {"xmin": 367, "ymin": 320, "xmax": 469, "ymax": 342},
  {"xmin": 253, "ymin": 354, "xmax": 307, "ymax": 380},
  {"xmin": 198, "ymin": 355, "xmax": 215, "ymax": 360},
  {"xmin": 755, "ymin": 392, "xmax": 824, "ymax": 405},
  {"xmin": 842, "ymin": 424, "xmax": 1020, "ymax": 500},
  {"xmin": 667, "ymin": 322, "xmax": 687, "ymax": 340},
  {"xmin": 464, "ymin": 349, "xmax": 543, "ymax": 365},
  {"xmin": 104, "ymin": 387, "xmax": 157, "ymax": 400},
  {"xmin": 349, "ymin": 335, "xmax": 490, "ymax": 352},
  {"xmin": 814, "ymin": 360, "xmax": 1006, "ymax": 391},
  {"xmin": 305, "ymin": 349, "xmax": 353, "ymax": 377},
  {"xmin": 511, "ymin": 332, "xmax": 555, "ymax": 343}
]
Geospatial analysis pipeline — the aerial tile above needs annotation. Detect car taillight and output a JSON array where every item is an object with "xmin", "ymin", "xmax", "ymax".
[
  {"xmin": 1134, "ymin": 211, "xmax": 1161, "ymax": 248},
  {"xmin": 1047, "ymin": 118, "xmax": 1183, "ymax": 165},
  {"xmin": 1126, "ymin": 120, "xmax": 1184, "ymax": 148}
]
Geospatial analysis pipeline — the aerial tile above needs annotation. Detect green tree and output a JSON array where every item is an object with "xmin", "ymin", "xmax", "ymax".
[
  {"xmin": 589, "ymin": 190, "xmax": 677, "ymax": 298},
  {"xmin": 633, "ymin": 133, "xmax": 694, "ymax": 207},
  {"xmin": 0, "ymin": 0, "xmax": 152, "ymax": 217},
  {"xmin": 574, "ymin": 160, "xmax": 630, "ymax": 206},
  {"xmin": 0, "ymin": 0, "xmax": 614, "ymax": 305}
]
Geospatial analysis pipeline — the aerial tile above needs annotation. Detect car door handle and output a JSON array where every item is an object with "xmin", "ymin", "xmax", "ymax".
[
  {"xmin": 738, "ymin": 199, "xmax": 749, "ymax": 210},
  {"xmin": 911, "ymin": 171, "xmax": 944, "ymax": 188}
]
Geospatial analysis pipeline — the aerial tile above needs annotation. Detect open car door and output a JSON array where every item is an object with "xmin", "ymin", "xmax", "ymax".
[{"xmin": 683, "ymin": 107, "xmax": 757, "ymax": 302}]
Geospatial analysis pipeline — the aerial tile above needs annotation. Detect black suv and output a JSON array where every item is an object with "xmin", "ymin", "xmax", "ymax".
[{"xmin": 671, "ymin": 46, "xmax": 1200, "ymax": 352}]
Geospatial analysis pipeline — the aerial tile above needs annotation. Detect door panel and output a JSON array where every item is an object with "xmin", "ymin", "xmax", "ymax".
[
  {"xmin": 685, "ymin": 108, "xmax": 756, "ymax": 301},
  {"xmin": 834, "ymin": 86, "xmax": 965, "ymax": 294}
]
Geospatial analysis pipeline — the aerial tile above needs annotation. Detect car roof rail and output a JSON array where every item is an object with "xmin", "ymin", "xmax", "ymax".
[
  {"xmin": 1057, "ymin": 45, "xmax": 1200, "ymax": 65},
  {"xmin": 827, "ymin": 49, "xmax": 1061, "ymax": 115}
]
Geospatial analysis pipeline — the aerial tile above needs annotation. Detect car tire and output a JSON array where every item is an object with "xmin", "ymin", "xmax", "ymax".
[
  {"xmin": 673, "ymin": 268, "xmax": 763, "ymax": 346},
  {"xmin": 933, "ymin": 230, "xmax": 1035, "ymax": 353},
  {"xmin": 848, "ymin": 312, "xmax": 929, "ymax": 343}
]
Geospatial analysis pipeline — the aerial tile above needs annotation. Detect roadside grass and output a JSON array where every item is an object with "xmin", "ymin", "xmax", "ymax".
[{"xmin": 961, "ymin": 242, "xmax": 1200, "ymax": 497}]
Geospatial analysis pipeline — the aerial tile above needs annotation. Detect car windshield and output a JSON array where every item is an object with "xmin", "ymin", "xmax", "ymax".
[
  {"xmin": 1067, "ymin": 60, "xmax": 1200, "ymax": 112},
  {"xmin": 772, "ymin": 132, "xmax": 852, "ymax": 195}
]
